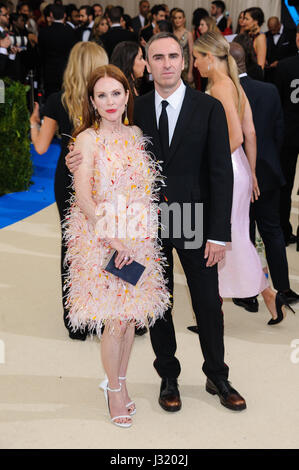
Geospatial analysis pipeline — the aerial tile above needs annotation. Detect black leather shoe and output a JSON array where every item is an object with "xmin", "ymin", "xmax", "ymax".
[
  {"xmin": 285, "ymin": 234, "xmax": 297, "ymax": 246},
  {"xmin": 187, "ymin": 325, "xmax": 199, "ymax": 334},
  {"xmin": 159, "ymin": 378, "xmax": 182, "ymax": 412},
  {"xmin": 68, "ymin": 329, "xmax": 87, "ymax": 341},
  {"xmin": 135, "ymin": 325, "xmax": 148, "ymax": 336},
  {"xmin": 206, "ymin": 378, "xmax": 246, "ymax": 411},
  {"xmin": 280, "ymin": 289, "xmax": 299, "ymax": 305},
  {"xmin": 232, "ymin": 297, "xmax": 259, "ymax": 312}
]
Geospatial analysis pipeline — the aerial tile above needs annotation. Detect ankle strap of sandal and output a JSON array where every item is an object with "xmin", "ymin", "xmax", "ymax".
[
  {"xmin": 119, "ymin": 376, "xmax": 126, "ymax": 380},
  {"xmin": 107, "ymin": 383, "xmax": 122, "ymax": 393}
]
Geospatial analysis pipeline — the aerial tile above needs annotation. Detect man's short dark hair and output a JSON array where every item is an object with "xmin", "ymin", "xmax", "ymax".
[
  {"xmin": 92, "ymin": 3, "xmax": 102, "ymax": 8},
  {"xmin": 145, "ymin": 31, "xmax": 183, "ymax": 60},
  {"xmin": 212, "ymin": 1, "xmax": 226, "ymax": 13},
  {"xmin": 65, "ymin": 4, "xmax": 77, "ymax": 17},
  {"xmin": 139, "ymin": 0, "xmax": 149, "ymax": 5},
  {"xmin": 79, "ymin": 5, "xmax": 94, "ymax": 19},
  {"xmin": 151, "ymin": 4, "xmax": 166, "ymax": 17},
  {"xmin": 108, "ymin": 6, "xmax": 123, "ymax": 23},
  {"xmin": 16, "ymin": 1, "xmax": 31, "ymax": 13},
  {"xmin": 50, "ymin": 4, "xmax": 65, "ymax": 20},
  {"xmin": 0, "ymin": 2, "xmax": 7, "ymax": 10}
]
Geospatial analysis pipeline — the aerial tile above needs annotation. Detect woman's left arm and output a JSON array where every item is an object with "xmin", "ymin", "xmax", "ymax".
[
  {"xmin": 241, "ymin": 92, "xmax": 260, "ymax": 201},
  {"xmin": 30, "ymin": 102, "xmax": 57, "ymax": 155},
  {"xmin": 255, "ymin": 33, "xmax": 267, "ymax": 69}
]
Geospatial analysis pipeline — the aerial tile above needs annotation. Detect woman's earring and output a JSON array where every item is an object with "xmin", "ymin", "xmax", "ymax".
[
  {"xmin": 124, "ymin": 104, "xmax": 129, "ymax": 126},
  {"xmin": 94, "ymin": 106, "xmax": 100, "ymax": 129}
]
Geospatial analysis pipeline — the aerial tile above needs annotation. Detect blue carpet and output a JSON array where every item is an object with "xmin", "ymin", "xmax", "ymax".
[{"xmin": 0, "ymin": 140, "xmax": 61, "ymax": 229}]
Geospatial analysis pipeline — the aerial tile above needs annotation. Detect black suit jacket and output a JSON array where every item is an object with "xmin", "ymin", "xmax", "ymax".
[
  {"xmin": 134, "ymin": 86, "xmax": 233, "ymax": 247},
  {"xmin": 240, "ymin": 75, "xmax": 285, "ymax": 192},
  {"xmin": 266, "ymin": 27, "xmax": 297, "ymax": 64},
  {"xmin": 132, "ymin": 16, "xmax": 148, "ymax": 35},
  {"xmin": 140, "ymin": 24, "xmax": 154, "ymax": 42},
  {"xmin": 101, "ymin": 26, "xmax": 137, "ymax": 58},
  {"xmin": 275, "ymin": 54, "xmax": 299, "ymax": 147},
  {"xmin": 38, "ymin": 22, "xmax": 77, "ymax": 87},
  {"xmin": 217, "ymin": 16, "xmax": 227, "ymax": 33}
]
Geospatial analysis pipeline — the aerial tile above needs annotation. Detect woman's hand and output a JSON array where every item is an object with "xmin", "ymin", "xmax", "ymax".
[
  {"xmin": 109, "ymin": 239, "xmax": 134, "ymax": 270},
  {"xmin": 30, "ymin": 101, "xmax": 40, "ymax": 126},
  {"xmin": 251, "ymin": 172, "xmax": 260, "ymax": 202},
  {"xmin": 65, "ymin": 144, "xmax": 83, "ymax": 173}
]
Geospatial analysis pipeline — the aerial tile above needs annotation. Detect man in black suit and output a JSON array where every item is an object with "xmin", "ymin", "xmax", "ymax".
[
  {"xmin": 132, "ymin": 0, "xmax": 150, "ymax": 35},
  {"xmin": 265, "ymin": 16, "xmax": 297, "ymax": 83},
  {"xmin": 140, "ymin": 4, "xmax": 166, "ymax": 43},
  {"xmin": 276, "ymin": 24, "xmax": 299, "ymax": 246},
  {"xmin": 210, "ymin": 1, "xmax": 227, "ymax": 33},
  {"xmin": 77, "ymin": 5, "xmax": 94, "ymax": 42},
  {"xmin": 38, "ymin": 4, "xmax": 77, "ymax": 99},
  {"xmin": 100, "ymin": 6, "xmax": 137, "ymax": 58},
  {"xmin": 134, "ymin": 32, "xmax": 246, "ymax": 412},
  {"xmin": 229, "ymin": 42, "xmax": 299, "ymax": 312}
]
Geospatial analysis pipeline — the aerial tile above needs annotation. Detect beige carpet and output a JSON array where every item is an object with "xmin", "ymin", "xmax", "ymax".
[{"xmin": 0, "ymin": 169, "xmax": 299, "ymax": 449}]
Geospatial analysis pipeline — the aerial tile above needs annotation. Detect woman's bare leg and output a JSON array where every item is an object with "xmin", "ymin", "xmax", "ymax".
[
  {"xmin": 119, "ymin": 323, "xmax": 135, "ymax": 412},
  {"xmin": 100, "ymin": 320, "xmax": 131, "ymax": 425}
]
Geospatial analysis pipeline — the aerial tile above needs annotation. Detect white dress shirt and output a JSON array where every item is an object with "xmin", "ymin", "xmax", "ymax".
[
  {"xmin": 82, "ymin": 20, "xmax": 94, "ymax": 42},
  {"xmin": 273, "ymin": 24, "xmax": 284, "ymax": 45},
  {"xmin": 216, "ymin": 14, "xmax": 224, "ymax": 25},
  {"xmin": 139, "ymin": 14, "xmax": 145, "ymax": 28},
  {"xmin": 155, "ymin": 81, "xmax": 225, "ymax": 246}
]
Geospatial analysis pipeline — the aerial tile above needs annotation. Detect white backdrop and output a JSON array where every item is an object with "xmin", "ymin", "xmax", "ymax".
[{"xmin": 78, "ymin": 0, "xmax": 282, "ymax": 31}]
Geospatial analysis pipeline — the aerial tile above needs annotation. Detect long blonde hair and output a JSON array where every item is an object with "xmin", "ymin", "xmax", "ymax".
[
  {"xmin": 194, "ymin": 32, "xmax": 242, "ymax": 115},
  {"xmin": 61, "ymin": 42, "xmax": 109, "ymax": 128},
  {"xmin": 201, "ymin": 16, "xmax": 221, "ymax": 34}
]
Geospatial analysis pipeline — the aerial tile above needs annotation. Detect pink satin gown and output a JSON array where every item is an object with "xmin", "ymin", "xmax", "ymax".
[{"xmin": 218, "ymin": 146, "xmax": 269, "ymax": 298}]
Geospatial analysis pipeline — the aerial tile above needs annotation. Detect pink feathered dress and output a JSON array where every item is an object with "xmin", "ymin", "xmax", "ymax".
[
  {"xmin": 218, "ymin": 145, "xmax": 269, "ymax": 298},
  {"xmin": 63, "ymin": 128, "xmax": 170, "ymax": 336}
]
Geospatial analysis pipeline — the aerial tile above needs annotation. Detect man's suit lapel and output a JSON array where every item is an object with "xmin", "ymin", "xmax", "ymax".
[
  {"xmin": 147, "ymin": 91, "xmax": 163, "ymax": 163},
  {"xmin": 165, "ymin": 86, "xmax": 197, "ymax": 170}
]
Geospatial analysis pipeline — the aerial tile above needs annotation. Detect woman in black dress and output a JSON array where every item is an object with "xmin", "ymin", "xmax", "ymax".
[{"xmin": 30, "ymin": 41, "xmax": 108, "ymax": 340}]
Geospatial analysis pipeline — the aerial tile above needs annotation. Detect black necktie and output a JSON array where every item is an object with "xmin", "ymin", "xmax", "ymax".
[{"xmin": 159, "ymin": 100, "xmax": 169, "ymax": 162}]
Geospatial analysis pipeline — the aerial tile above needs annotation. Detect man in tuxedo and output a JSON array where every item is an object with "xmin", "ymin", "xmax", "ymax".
[
  {"xmin": 65, "ymin": 4, "xmax": 79, "ymax": 30},
  {"xmin": 229, "ymin": 42, "xmax": 299, "ymax": 313},
  {"xmin": 132, "ymin": 0, "xmax": 150, "ymax": 35},
  {"xmin": 140, "ymin": 4, "xmax": 166, "ymax": 43},
  {"xmin": 276, "ymin": 24, "xmax": 299, "ymax": 246},
  {"xmin": 77, "ymin": 5, "xmax": 94, "ymax": 42},
  {"xmin": 265, "ymin": 16, "xmax": 297, "ymax": 83},
  {"xmin": 38, "ymin": 4, "xmax": 77, "ymax": 98},
  {"xmin": 134, "ymin": 32, "xmax": 246, "ymax": 413},
  {"xmin": 210, "ymin": 1, "xmax": 227, "ymax": 33},
  {"xmin": 100, "ymin": 6, "xmax": 137, "ymax": 58},
  {"xmin": 92, "ymin": 3, "xmax": 103, "ymax": 18}
]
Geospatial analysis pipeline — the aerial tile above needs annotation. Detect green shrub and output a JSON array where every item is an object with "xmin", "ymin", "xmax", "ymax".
[{"xmin": 0, "ymin": 78, "xmax": 33, "ymax": 195}]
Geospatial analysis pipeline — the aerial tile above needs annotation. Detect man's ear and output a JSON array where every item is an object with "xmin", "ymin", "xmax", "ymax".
[
  {"xmin": 181, "ymin": 57, "xmax": 185, "ymax": 72},
  {"xmin": 145, "ymin": 60, "xmax": 151, "ymax": 74}
]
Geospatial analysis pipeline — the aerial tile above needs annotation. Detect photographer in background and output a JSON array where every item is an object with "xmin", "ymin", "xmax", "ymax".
[{"xmin": 0, "ymin": 3, "xmax": 18, "ymax": 78}]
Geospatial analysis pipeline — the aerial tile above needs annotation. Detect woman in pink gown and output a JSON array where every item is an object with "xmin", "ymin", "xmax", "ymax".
[{"xmin": 193, "ymin": 32, "xmax": 293, "ymax": 325}]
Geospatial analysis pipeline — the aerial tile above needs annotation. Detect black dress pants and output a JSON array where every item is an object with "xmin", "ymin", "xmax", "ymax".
[
  {"xmin": 250, "ymin": 189, "xmax": 290, "ymax": 292},
  {"xmin": 149, "ymin": 241, "xmax": 229, "ymax": 383},
  {"xmin": 280, "ymin": 144, "xmax": 299, "ymax": 241}
]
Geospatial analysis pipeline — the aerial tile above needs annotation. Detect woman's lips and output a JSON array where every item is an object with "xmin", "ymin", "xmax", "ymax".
[{"xmin": 106, "ymin": 109, "xmax": 117, "ymax": 113}]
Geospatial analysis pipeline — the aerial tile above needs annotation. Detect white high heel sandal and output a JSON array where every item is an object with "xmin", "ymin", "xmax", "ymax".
[
  {"xmin": 99, "ymin": 378, "xmax": 132, "ymax": 428},
  {"xmin": 119, "ymin": 376, "xmax": 136, "ymax": 416}
]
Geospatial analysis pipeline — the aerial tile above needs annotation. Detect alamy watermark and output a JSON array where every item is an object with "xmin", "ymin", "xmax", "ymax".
[
  {"xmin": 290, "ymin": 339, "xmax": 299, "ymax": 364},
  {"xmin": 290, "ymin": 79, "xmax": 299, "ymax": 104},
  {"xmin": 0, "ymin": 340, "xmax": 5, "ymax": 364},
  {"xmin": 0, "ymin": 79, "xmax": 4, "ymax": 104},
  {"xmin": 94, "ymin": 195, "xmax": 203, "ymax": 249}
]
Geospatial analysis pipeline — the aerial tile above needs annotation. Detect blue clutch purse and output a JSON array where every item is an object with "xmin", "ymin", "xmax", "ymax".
[{"xmin": 104, "ymin": 251, "xmax": 146, "ymax": 286}]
